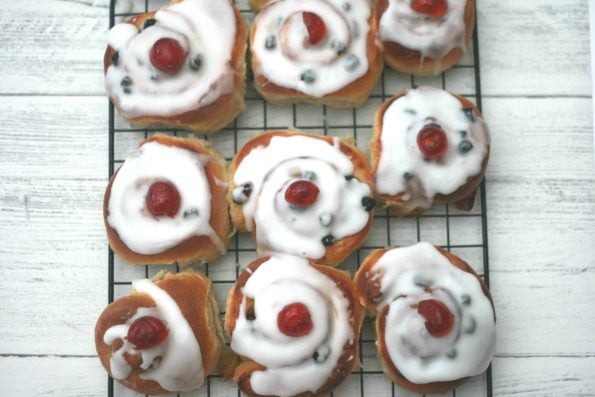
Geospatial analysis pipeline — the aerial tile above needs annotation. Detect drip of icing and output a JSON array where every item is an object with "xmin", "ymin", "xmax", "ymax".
[
  {"xmin": 371, "ymin": 242, "xmax": 496, "ymax": 383},
  {"xmin": 107, "ymin": 141, "xmax": 225, "ymax": 255},
  {"xmin": 233, "ymin": 135, "xmax": 371, "ymax": 259},
  {"xmin": 379, "ymin": 0, "xmax": 468, "ymax": 61},
  {"xmin": 103, "ymin": 279, "xmax": 204, "ymax": 391},
  {"xmin": 231, "ymin": 255, "xmax": 354, "ymax": 396},
  {"xmin": 374, "ymin": 86, "xmax": 489, "ymax": 210},
  {"xmin": 105, "ymin": 0, "xmax": 237, "ymax": 118},
  {"xmin": 252, "ymin": 0, "xmax": 371, "ymax": 97}
]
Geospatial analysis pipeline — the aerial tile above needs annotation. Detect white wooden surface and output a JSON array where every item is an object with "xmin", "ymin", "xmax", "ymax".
[{"xmin": 0, "ymin": 0, "xmax": 594, "ymax": 396}]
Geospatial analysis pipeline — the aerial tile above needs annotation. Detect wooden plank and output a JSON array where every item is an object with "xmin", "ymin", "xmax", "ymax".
[
  {"xmin": 0, "ymin": 96, "xmax": 107, "ymax": 356},
  {"xmin": 491, "ymin": 272, "xmax": 595, "ymax": 355},
  {"xmin": 491, "ymin": 356, "xmax": 595, "ymax": 396},
  {"xmin": 0, "ymin": 355, "xmax": 593, "ymax": 396},
  {"xmin": 482, "ymin": 96, "xmax": 594, "ymax": 356},
  {"xmin": 0, "ymin": 96, "xmax": 593, "ymax": 359},
  {"xmin": 0, "ymin": 1, "xmax": 108, "ymax": 96},
  {"xmin": 483, "ymin": 96, "xmax": 594, "ymax": 270},
  {"xmin": 0, "ymin": 356, "xmax": 106, "ymax": 397},
  {"xmin": 484, "ymin": 97, "xmax": 593, "ymax": 180},
  {"xmin": 478, "ymin": 0, "xmax": 591, "ymax": 97},
  {"xmin": 0, "ymin": 0, "xmax": 592, "ymax": 394},
  {"xmin": 1, "ymin": 95, "xmax": 591, "ymax": 180},
  {"xmin": 483, "ymin": 96, "xmax": 594, "ymax": 357},
  {"xmin": 0, "ymin": 0, "xmax": 590, "ymax": 97},
  {"xmin": 0, "ymin": 96, "xmax": 107, "ymax": 178},
  {"xmin": 0, "ymin": 176, "xmax": 107, "ymax": 356}
]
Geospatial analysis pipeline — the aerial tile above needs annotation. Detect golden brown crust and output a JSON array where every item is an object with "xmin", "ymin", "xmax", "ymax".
[
  {"xmin": 370, "ymin": 89, "xmax": 490, "ymax": 216},
  {"xmin": 250, "ymin": 3, "xmax": 383, "ymax": 108},
  {"xmin": 94, "ymin": 271, "xmax": 224, "ymax": 395},
  {"xmin": 104, "ymin": 134, "xmax": 233, "ymax": 265},
  {"xmin": 103, "ymin": 2, "xmax": 248, "ymax": 134},
  {"xmin": 227, "ymin": 130, "xmax": 374, "ymax": 266},
  {"xmin": 374, "ymin": 0, "xmax": 475, "ymax": 76},
  {"xmin": 353, "ymin": 245, "xmax": 494, "ymax": 394},
  {"xmin": 249, "ymin": 0, "xmax": 273, "ymax": 13},
  {"xmin": 224, "ymin": 257, "xmax": 363, "ymax": 397},
  {"xmin": 353, "ymin": 248, "xmax": 389, "ymax": 313}
]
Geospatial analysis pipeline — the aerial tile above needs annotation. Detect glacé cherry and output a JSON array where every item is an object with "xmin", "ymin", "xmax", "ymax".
[
  {"xmin": 285, "ymin": 180, "xmax": 320, "ymax": 208},
  {"xmin": 416, "ymin": 124, "xmax": 448, "ymax": 159},
  {"xmin": 150, "ymin": 38, "xmax": 186, "ymax": 74},
  {"xmin": 127, "ymin": 316, "xmax": 169, "ymax": 349},
  {"xmin": 277, "ymin": 302, "xmax": 313, "ymax": 337},
  {"xmin": 411, "ymin": 0, "xmax": 448, "ymax": 18},
  {"xmin": 417, "ymin": 299, "xmax": 454, "ymax": 337},
  {"xmin": 146, "ymin": 181, "xmax": 181, "ymax": 218},
  {"xmin": 302, "ymin": 12, "xmax": 327, "ymax": 46}
]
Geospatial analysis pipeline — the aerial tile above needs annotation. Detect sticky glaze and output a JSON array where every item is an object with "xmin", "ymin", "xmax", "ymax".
[
  {"xmin": 107, "ymin": 140, "xmax": 224, "ymax": 255},
  {"xmin": 253, "ymin": 0, "xmax": 372, "ymax": 97},
  {"xmin": 233, "ymin": 135, "xmax": 372, "ymax": 259},
  {"xmin": 231, "ymin": 255, "xmax": 355, "ymax": 396},
  {"xmin": 379, "ymin": 0, "xmax": 468, "ymax": 61},
  {"xmin": 374, "ymin": 86, "xmax": 489, "ymax": 212},
  {"xmin": 105, "ymin": 0, "xmax": 237, "ymax": 118},
  {"xmin": 103, "ymin": 279, "xmax": 204, "ymax": 391},
  {"xmin": 370, "ymin": 242, "xmax": 496, "ymax": 383}
]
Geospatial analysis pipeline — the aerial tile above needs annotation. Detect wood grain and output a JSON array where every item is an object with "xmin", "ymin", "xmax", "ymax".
[
  {"xmin": 0, "ymin": 97, "xmax": 592, "ymax": 359},
  {"xmin": 483, "ymin": 97, "xmax": 594, "ymax": 356},
  {"xmin": 0, "ymin": 97, "xmax": 107, "ymax": 356},
  {"xmin": 0, "ymin": 0, "xmax": 593, "ymax": 396},
  {"xmin": 0, "ymin": 356, "xmax": 593, "ymax": 396},
  {"xmin": 0, "ymin": 0, "xmax": 590, "ymax": 97},
  {"xmin": 478, "ymin": 0, "xmax": 591, "ymax": 97},
  {"xmin": 0, "ymin": 356, "xmax": 106, "ymax": 397},
  {"xmin": 0, "ymin": 1, "xmax": 107, "ymax": 96}
]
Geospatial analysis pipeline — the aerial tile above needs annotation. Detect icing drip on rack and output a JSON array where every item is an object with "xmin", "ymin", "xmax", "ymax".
[
  {"xmin": 371, "ymin": 242, "xmax": 496, "ymax": 383},
  {"xmin": 252, "ymin": 0, "xmax": 371, "ymax": 97},
  {"xmin": 233, "ymin": 135, "xmax": 372, "ymax": 259},
  {"xmin": 231, "ymin": 255, "xmax": 355, "ymax": 396},
  {"xmin": 105, "ymin": 0, "xmax": 237, "ymax": 118},
  {"xmin": 379, "ymin": 0, "xmax": 467, "ymax": 61},
  {"xmin": 103, "ymin": 279, "xmax": 204, "ymax": 391},
  {"xmin": 107, "ymin": 141, "xmax": 225, "ymax": 255},
  {"xmin": 374, "ymin": 86, "xmax": 489, "ymax": 212}
]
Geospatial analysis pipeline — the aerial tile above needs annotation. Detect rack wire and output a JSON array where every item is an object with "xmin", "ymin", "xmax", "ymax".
[{"xmin": 107, "ymin": 0, "xmax": 492, "ymax": 396}]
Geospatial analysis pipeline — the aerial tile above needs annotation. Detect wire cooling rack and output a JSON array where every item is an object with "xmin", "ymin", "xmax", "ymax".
[{"xmin": 107, "ymin": 0, "xmax": 492, "ymax": 396}]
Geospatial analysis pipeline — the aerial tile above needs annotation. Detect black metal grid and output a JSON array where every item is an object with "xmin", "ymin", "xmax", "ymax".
[{"xmin": 107, "ymin": 0, "xmax": 492, "ymax": 396}]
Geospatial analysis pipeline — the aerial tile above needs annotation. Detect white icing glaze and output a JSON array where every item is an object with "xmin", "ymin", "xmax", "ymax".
[
  {"xmin": 379, "ymin": 0, "xmax": 468, "ymax": 61},
  {"xmin": 107, "ymin": 140, "xmax": 225, "ymax": 255},
  {"xmin": 233, "ymin": 135, "xmax": 372, "ymax": 259},
  {"xmin": 103, "ymin": 278, "xmax": 204, "ymax": 392},
  {"xmin": 105, "ymin": 0, "xmax": 237, "ymax": 118},
  {"xmin": 231, "ymin": 255, "xmax": 355, "ymax": 396},
  {"xmin": 252, "ymin": 0, "xmax": 372, "ymax": 97},
  {"xmin": 371, "ymin": 242, "xmax": 496, "ymax": 383},
  {"xmin": 375, "ymin": 86, "xmax": 489, "ymax": 211}
]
